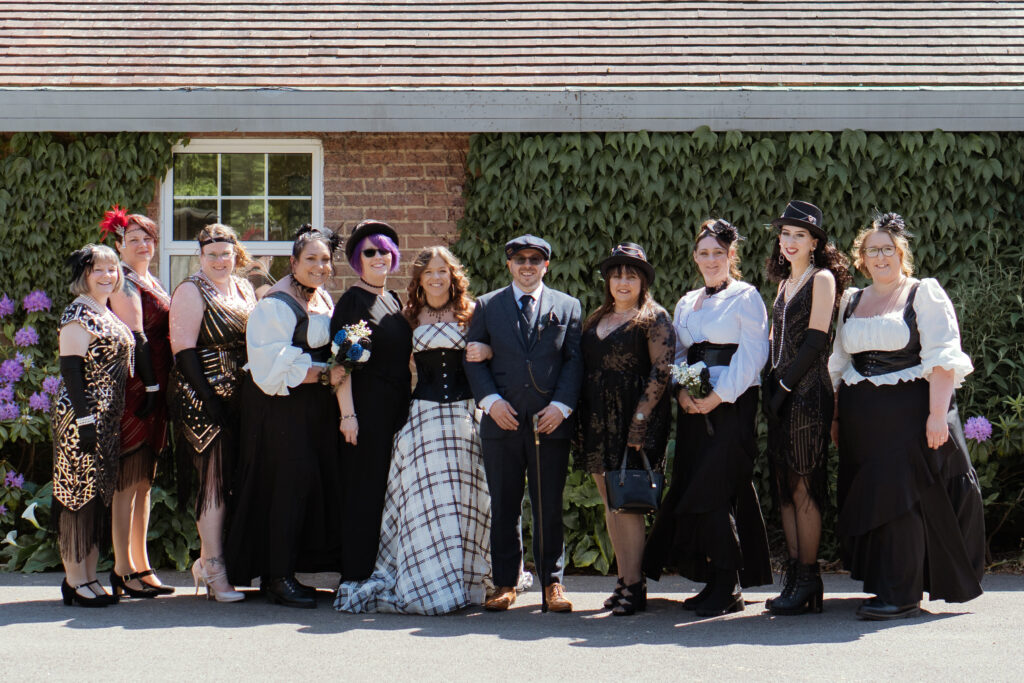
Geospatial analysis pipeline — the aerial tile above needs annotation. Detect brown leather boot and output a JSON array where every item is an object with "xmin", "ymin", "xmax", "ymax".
[
  {"xmin": 484, "ymin": 586, "xmax": 516, "ymax": 611},
  {"xmin": 544, "ymin": 583, "xmax": 573, "ymax": 613}
]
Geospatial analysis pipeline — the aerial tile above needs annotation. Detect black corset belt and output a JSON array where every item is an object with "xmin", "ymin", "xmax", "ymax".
[
  {"xmin": 852, "ymin": 349, "xmax": 921, "ymax": 377},
  {"xmin": 687, "ymin": 342, "xmax": 738, "ymax": 367},
  {"xmin": 412, "ymin": 348, "xmax": 472, "ymax": 403}
]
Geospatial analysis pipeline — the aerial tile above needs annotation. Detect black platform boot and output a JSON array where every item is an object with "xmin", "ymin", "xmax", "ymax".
[
  {"xmin": 765, "ymin": 557, "xmax": 797, "ymax": 611},
  {"xmin": 694, "ymin": 569, "xmax": 743, "ymax": 617},
  {"xmin": 767, "ymin": 562, "xmax": 823, "ymax": 615}
]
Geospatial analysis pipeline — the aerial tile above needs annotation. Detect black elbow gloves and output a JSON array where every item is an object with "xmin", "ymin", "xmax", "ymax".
[
  {"xmin": 59, "ymin": 355, "xmax": 98, "ymax": 453},
  {"xmin": 768, "ymin": 329, "xmax": 830, "ymax": 420},
  {"xmin": 133, "ymin": 331, "xmax": 159, "ymax": 418},
  {"xmin": 174, "ymin": 348, "xmax": 228, "ymax": 428}
]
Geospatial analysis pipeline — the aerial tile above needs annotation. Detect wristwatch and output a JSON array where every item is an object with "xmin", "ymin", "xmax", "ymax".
[
  {"xmin": 318, "ymin": 368, "xmax": 331, "ymax": 386},
  {"xmin": 634, "ymin": 412, "xmax": 646, "ymax": 421}
]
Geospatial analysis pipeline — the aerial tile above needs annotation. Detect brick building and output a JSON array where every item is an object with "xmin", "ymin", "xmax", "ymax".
[{"xmin": 2, "ymin": 1, "xmax": 1024, "ymax": 292}]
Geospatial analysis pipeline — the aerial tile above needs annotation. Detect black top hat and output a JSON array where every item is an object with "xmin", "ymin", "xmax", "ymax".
[
  {"xmin": 599, "ymin": 242, "xmax": 656, "ymax": 284},
  {"xmin": 504, "ymin": 234, "xmax": 552, "ymax": 260},
  {"xmin": 771, "ymin": 200, "xmax": 826, "ymax": 240},
  {"xmin": 345, "ymin": 219, "xmax": 399, "ymax": 260}
]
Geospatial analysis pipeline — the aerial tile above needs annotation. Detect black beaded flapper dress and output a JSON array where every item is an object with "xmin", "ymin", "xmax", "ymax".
[
  {"xmin": 765, "ymin": 279, "xmax": 834, "ymax": 512},
  {"xmin": 167, "ymin": 273, "xmax": 256, "ymax": 515},
  {"xmin": 50, "ymin": 300, "xmax": 135, "ymax": 561},
  {"xmin": 332, "ymin": 286, "xmax": 413, "ymax": 581}
]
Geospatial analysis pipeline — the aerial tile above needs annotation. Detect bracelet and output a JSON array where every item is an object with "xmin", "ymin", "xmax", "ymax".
[
  {"xmin": 779, "ymin": 379, "xmax": 792, "ymax": 392},
  {"xmin": 340, "ymin": 414, "xmax": 356, "ymax": 420},
  {"xmin": 144, "ymin": 384, "xmax": 160, "ymax": 393},
  {"xmin": 75, "ymin": 415, "xmax": 96, "ymax": 427}
]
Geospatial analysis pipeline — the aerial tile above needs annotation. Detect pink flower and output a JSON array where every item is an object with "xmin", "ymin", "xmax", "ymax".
[
  {"xmin": 0, "ymin": 295, "xmax": 14, "ymax": 318},
  {"xmin": 964, "ymin": 416, "xmax": 993, "ymax": 442},
  {"xmin": 22, "ymin": 290, "xmax": 52, "ymax": 312},
  {"xmin": 42, "ymin": 376, "xmax": 62, "ymax": 395},
  {"xmin": 28, "ymin": 391, "xmax": 50, "ymax": 413},
  {"xmin": 13, "ymin": 326, "xmax": 39, "ymax": 347}
]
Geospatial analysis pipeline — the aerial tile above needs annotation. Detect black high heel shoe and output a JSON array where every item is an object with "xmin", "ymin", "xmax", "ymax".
[
  {"xmin": 694, "ymin": 569, "xmax": 744, "ymax": 617},
  {"xmin": 110, "ymin": 571, "xmax": 160, "ymax": 599},
  {"xmin": 682, "ymin": 576, "xmax": 717, "ymax": 611},
  {"xmin": 767, "ymin": 562, "xmax": 823, "ymax": 615},
  {"xmin": 61, "ymin": 579, "xmax": 112, "ymax": 607},
  {"xmin": 611, "ymin": 579, "xmax": 647, "ymax": 616},
  {"xmin": 135, "ymin": 569, "xmax": 175, "ymax": 595},
  {"xmin": 603, "ymin": 577, "xmax": 626, "ymax": 609}
]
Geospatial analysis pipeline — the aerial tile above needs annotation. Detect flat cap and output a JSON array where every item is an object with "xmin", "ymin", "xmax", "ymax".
[{"xmin": 504, "ymin": 234, "xmax": 552, "ymax": 260}]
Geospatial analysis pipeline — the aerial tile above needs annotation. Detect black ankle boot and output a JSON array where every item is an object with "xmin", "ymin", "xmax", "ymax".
[
  {"xmin": 265, "ymin": 576, "xmax": 317, "ymax": 609},
  {"xmin": 767, "ymin": 562, "xmax": 823, "ymax": 615},
  {"xmin": 765, "ymin": 557, "xmax": 797, "ymax": 611},
  {"xmin": 695, "ymin": 569, "xmax": 743, "ymax": 617},
  {"xmin": 682, "ymin": 576, "xmax": 716, "ymax": 611}
]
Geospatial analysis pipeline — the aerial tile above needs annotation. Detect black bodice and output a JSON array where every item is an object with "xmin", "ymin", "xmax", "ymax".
[
  {"xmin": 845, "ymin": 282, "xmax": 922, "ymax": 377},
  {"xmin": 412, "ymin": 348, "xmax": 471, "ymax": 402}
]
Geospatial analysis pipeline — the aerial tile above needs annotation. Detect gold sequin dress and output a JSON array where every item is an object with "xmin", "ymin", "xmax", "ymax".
[{"xmin": 50, "ymin": 299, "xmax": 135, "ymax": 561}]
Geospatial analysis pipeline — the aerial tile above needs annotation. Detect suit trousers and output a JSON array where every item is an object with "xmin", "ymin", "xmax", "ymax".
[{"xmin": 482, "ymin": 433, "xmax": 568, "ymax": 588}]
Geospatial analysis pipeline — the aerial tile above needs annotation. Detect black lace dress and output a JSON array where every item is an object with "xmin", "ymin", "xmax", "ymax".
[
  {"xmin": 765, "ymin": 279, "xmax": 834, "ymax": 512},
  {"xmin": 575, "ymin": 309, "xmax": 674, "ymax": 474}
]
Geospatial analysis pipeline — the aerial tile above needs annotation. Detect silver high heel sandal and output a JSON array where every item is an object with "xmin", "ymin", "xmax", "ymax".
[{"xmin": 191, "ymin": 557, "xmax": 244, "ymax": 603}]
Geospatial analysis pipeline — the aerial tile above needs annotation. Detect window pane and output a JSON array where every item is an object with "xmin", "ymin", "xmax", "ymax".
[
  {"xmin": 224, "ymin": 199, "xmax": 265, "ymax": 241},
  {"xmin": 172, "ymin": 199, "xmax": 218, "ymax": 241},
  {"xmin": 237, "ymin": 255, "xmax": 292, "ymax": 298},
  {"xmin": 268, "ymin": 199, "xmax": 312, "ymax": 242},
  {"xmin": 168, "ymin": 255, "xmax": 200, "ymax": 291},
  {"xmin": 269, "ymin": 154, "xmax": 312, "ymax": 196},
  {"xmin": 222, "ymin": 153, "xmax": 265, "ymax": 196},
  {"xmin": 173, "ymin": 154, "xmax": 218, "ymax": 196}
]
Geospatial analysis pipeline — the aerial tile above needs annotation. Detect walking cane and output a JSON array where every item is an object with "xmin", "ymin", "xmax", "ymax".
[{"xmin": 532, "ymin": 413, "xmax": 547, "ymax": 613}]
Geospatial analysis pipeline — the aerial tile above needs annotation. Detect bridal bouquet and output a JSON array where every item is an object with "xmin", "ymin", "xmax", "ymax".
[
  {"xmin": 670, "ymin": 360, "xmax": 714, "ymax": 435},
  {"xmin": 332, "ymin": 320, "xmax": 373, "ymax": 373}
]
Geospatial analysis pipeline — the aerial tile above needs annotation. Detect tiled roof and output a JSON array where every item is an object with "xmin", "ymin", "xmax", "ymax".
[{"xmin": 1, "ymin": 1, "xmax": 1023, "ymax": 88}]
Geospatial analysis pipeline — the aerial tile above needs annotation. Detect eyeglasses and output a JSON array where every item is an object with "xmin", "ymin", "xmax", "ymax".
[
  {"xmin": 362, "ymin": 248, "xmax": 390, "ymax": 258},
  {"xmin": 864, "ymin": 246, "xmax": 897, "ymax": 258},
  {"xmin": 512, "ymin": 255, "xmax": 545, "ymax": 266}
]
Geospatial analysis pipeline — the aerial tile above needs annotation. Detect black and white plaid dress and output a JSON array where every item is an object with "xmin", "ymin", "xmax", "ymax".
[{"xmin": 335, "ymin": 322, "xmax": 493, "ymax": 614}]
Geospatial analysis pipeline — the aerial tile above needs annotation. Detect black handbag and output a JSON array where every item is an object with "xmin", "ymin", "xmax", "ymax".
[{"xmin": 605, "ymin": 449, "xmax": 664, "ymax": 514}]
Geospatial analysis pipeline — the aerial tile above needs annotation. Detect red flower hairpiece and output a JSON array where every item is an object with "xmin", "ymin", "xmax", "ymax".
[{"xmin": 99, "ymin": 204, "xmax": 129, "ymax": 240}]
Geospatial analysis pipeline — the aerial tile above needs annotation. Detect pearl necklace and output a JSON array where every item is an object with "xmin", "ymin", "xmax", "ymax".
[{"xmin": 770, "ymin": 264, "xmax": 815, "ymax": 369}]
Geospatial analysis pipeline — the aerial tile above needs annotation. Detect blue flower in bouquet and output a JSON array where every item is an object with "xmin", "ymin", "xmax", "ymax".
[
  {"xmin": 0, "ymin": 403, "xmax": 20, "ymax": 421},
  {"xmin": 0, "ymin": 359, "xmax": 23, "ymax": 384},
  {"xmin": 42, "ymin": 376, "xmax": 61, "ymax": 395},
  {"xmin": 22, "ymin": 289, "xmax": 52, "ymax": 312},
  {"xmin": 28, "ymin": 391, "xmax": 50, "ymax": 413},
  {"xmin": 13, "ymin": 326, "xmax": 39, "ymax": 347},
  {"xmin": 964, "ymin": 416, "xmax": 993, "ymax": 442},
  {"xmin": 0, "ymin": 294, "xmax": 14, "ymax": 318},
  {"xmin": 4, "ymin": 470, "xmax": 24, "ymax": 489},
  {"xmin": 347, "ymin": 343, "xmax": 364, "ymax": 361}
]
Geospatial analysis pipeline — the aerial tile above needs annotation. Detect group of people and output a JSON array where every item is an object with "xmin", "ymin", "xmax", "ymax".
[{"xmin": 49, "ymin": 199, "xmax": 985, "ymax": 622}]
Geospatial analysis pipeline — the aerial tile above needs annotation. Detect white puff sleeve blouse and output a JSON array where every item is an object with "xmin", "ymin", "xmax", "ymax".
[
  {"xmin": 673, "ymin": 280, "xmax": 769, "ymax": 404},
  {"xmin": 828, "ymin": 278, "xmax": 973, "ymax": 390},
  {"xmin": 245, "ymin": 296, "xmax": 333, "ymax": 396}
]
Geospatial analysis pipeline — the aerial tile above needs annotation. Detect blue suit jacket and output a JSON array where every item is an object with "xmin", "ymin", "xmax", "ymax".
[{"xmin": 464, "ymin": 284, "xmax": 584, "ymax": 440}]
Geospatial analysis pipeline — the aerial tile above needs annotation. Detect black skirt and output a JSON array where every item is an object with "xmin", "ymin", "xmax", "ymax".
[
  {"xmin": 837, "ymin": 378, "xmax": 985, "ymax": 605},
  {"xmin": 226, "ymin": 374, "xmax": 343, "ymax": 584},
  {"xmin": 643, "ymin": 387, "xmax": 773, "ymax": 587}
]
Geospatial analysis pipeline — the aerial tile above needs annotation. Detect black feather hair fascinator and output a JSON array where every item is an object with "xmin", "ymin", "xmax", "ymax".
[
  {"xmin": 699, "ymin": 219, "xmax": 745, "ymax": 245},
  {"xmin": 872, "ymin": 212, "xmax": 913, "ymax": 240},
  {"xmin": 66, "ymin": 246, "xmax": 95, "ymax": 283},
  {"xmin": 296, "ymin": 223, "xmax": 343, "ymax": 256}
]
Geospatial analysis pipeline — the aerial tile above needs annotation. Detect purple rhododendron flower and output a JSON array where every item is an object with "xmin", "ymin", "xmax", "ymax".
[
  {"xmin": 42, "ymin": 376, "xmax": 62, "ymax": 395},
  {"xmin": 0, "ymin": 385, "xmax": 13, "ymax": 403},
  {"xmin": 0, "ymin": 504, "xmax": 7, "ymax": 516},
  {"xmin": 964, "ymin": 416, "xmax": 993, "ymax": 442},
  {"xmin": 22, "ymin": 290, "xmax": 52, "ymax": 312},
  {"xmin": 0, "ymin": 295, "xmax": 14, "ymax": 318},
  {"xmin": 28, "ymin": 391, "xmax": 50, "ymax": 413},
  {"xmin": 0, "ymin": 360, "xmax": 23, "ymax": 384},
  {"xmin": 13, "ymin": 326, "xmax": 39, "ymax": 347},
  {"xmin": 0, "ymin": 403, "xmax": 19, "ymax": 421},
  {"xmin": 4, "ymin": 471, "xmax": 25, "ymax": 489}
]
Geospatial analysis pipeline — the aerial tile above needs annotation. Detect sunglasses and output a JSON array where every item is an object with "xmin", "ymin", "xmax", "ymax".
[
  {"xmin": 512, "ymin": 255, "xmax": 545, "ymax": 266},
  {"xmin": 362, "ymin": 248, "xmax": 390, "ymax": 258}
]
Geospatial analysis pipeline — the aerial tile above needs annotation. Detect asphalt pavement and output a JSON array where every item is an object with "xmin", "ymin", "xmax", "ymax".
[{"xmin": 1, "ymin": 571, "xmax": 1021, "ymax": 681}]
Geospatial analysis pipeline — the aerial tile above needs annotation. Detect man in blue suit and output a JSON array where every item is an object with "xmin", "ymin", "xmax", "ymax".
[{"xmin": 464, "ymin": 234, "xmax": 583, "ymax": 612}]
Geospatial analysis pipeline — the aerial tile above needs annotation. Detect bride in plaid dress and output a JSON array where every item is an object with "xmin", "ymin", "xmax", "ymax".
[{"xmin": 335, "ymin": 246, "xmax": 494, "ymax": 614}]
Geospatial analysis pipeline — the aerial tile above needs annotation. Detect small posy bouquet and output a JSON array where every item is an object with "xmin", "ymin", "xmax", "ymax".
[
  {"xmin": 332, "ymin": 320, "xmax": 373, "ymax": 372},
  {"xmin": 670, "ymin": 360, "xmax": 714, "ymax": 435}
]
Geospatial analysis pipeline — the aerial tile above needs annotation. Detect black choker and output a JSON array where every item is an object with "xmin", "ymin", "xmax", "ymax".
[
  {"xmin": 359, "ymin": 277, "xmax": 384, "ymax": 290},
  {"xmin": 291, "ymin": 277, "xmax": 317, "ymax": 300},
  {"xmin": 705, "ymin": 281, "xmax": 729, "ymax": 296}
]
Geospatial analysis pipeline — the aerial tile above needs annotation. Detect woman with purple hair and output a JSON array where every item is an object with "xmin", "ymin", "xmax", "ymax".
[{"xmin": 332, "ymin": 220, "xmax": 413, "ymax": 581}]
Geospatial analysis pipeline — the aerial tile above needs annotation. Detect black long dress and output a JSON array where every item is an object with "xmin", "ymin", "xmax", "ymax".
[
  {"xmin": 332, "ymin": 287, "xmax": 413, "ymax": 581},
  {"xmin": 575, "ymin": 310, "xmax": 675, "ymax": 475},
  {"xmin": 765, "ymin": 279, "xmax": 833, "ymax": 512},
  {"xmin": 226, "ymin": 289, "xmax": 343, "ymax": 584}
]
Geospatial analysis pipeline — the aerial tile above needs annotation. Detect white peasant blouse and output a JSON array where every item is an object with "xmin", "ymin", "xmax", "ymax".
[
  {"xmin": 673, "ymin": 280, "xmax": 769, "ymax": 404},
  {"xmin": 245, "ymin": 295, "xmax": 334, "ymax": 396},
  {"xmin": 828, "ymin": 277, "xmax": 973, "ymax": 390}
]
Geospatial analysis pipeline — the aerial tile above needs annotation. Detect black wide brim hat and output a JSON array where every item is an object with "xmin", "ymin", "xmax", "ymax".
[
  {"xmin": 771, "ymin": 200, "xmax": 826, "ymax": 241},
  {"xmin": 345, "ymin": 219, "xmax": 399, "ymax": 260},
  {"xmin": 599, "ymin": 242, "xmax": 655, "ymax": 284}
]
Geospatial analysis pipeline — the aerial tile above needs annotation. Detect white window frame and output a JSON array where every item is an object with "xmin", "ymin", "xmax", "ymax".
[{"xmin": 158, "ymin": 137, "xmax": 324, "ymax": 284}]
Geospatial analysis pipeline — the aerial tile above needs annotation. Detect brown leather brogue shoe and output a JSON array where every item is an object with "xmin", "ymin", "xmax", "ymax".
[
  {"xmin": 484, "ymin": 586, "xmax": 516, "ymax": 611},
  {"xmin": 544, "ymin": 583, "xmax": 573, "ymax": 613}
]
